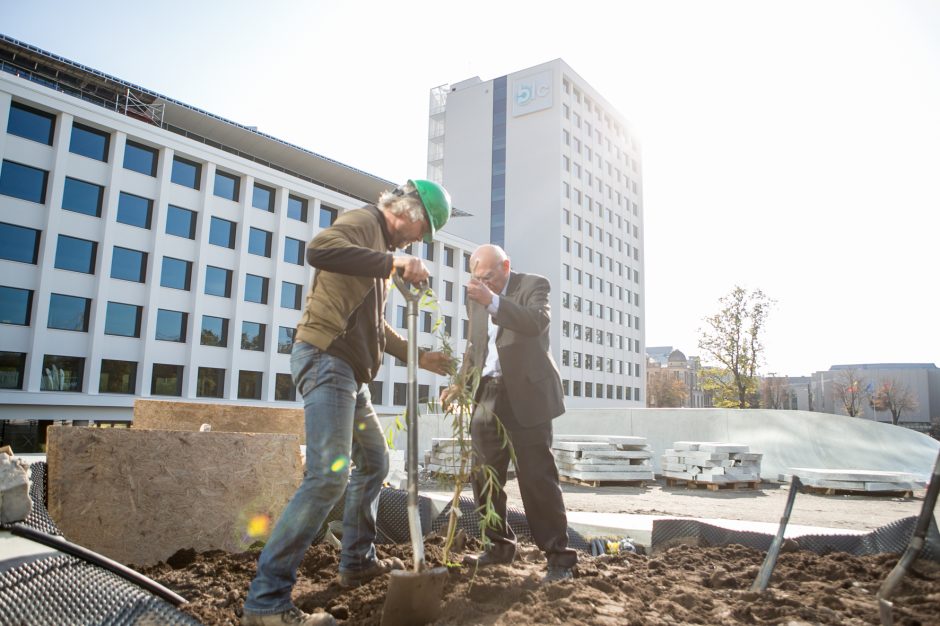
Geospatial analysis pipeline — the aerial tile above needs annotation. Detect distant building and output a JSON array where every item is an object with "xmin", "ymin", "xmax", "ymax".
[{"xmin": 646, "ymin": 346, "xmax": 707, "ymax": 408}]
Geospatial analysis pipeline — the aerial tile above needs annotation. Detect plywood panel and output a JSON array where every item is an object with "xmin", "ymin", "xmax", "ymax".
[{"xmin": 133, "ymin": 399, "xmax": 305, "ymax": 442}]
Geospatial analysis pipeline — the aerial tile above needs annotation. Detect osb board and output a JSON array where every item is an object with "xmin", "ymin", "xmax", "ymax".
[
  {"xmin": 133, "ymin": 399, "xmax": 304, "ymax": 441},
  {"xmin": 46, "ymin": 425, "xmax": 303, "ymax": 566}
]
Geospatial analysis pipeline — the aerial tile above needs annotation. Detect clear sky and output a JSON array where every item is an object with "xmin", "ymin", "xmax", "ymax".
[{"xmin": 5, "ymin": 0, "xmax": 939, "ymax": 376}]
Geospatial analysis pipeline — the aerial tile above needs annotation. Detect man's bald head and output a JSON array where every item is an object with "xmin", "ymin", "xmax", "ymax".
[{"xmin": 470, "ymin": 244, "xmax": 511, "ymax": 295}]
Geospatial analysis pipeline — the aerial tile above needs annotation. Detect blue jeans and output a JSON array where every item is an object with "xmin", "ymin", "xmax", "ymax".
[{"xmin": 244, "ymin": 342, "xmax": 389, "ymax": 615}]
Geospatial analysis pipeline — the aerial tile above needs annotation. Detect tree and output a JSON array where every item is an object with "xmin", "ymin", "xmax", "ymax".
[
  {"xmin": 872, "ymin": 378, "xmax": 918, "ymax": 425},
  {"xmin": 698, "ymin": 286, "xmax": 773, "ymax": 409},
  {"xmin": 832, "ymin": 368, "xmax": 867, "ymax": 417},
  {"xmin": 761, "ymin": 375, "xmax": 788, "ymax": 409},
  {"xmin": 647, "ymin": 372, "xmax": 689, "ymax": 407}
]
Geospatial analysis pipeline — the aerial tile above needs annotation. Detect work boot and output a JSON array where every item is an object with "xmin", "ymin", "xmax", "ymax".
[
  {"xmin": 541, "ymin": 565, "xmax": 574, "ymax": 583},
  {"xmin": 241, "ymin": 606, "xmax": 336, "ymax": 626},
  {"xmin": 463, "ymin": 545, "xmax": 515, "ymax": 567},
  {"xmin": 337, "ymin": 557, "xmax": 405, "ymax": 587}
]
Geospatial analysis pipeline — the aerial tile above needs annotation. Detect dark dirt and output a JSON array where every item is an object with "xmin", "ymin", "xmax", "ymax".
[{"xmin": 138, "ymin": 534, "xmax": 940, "ymax": 626}]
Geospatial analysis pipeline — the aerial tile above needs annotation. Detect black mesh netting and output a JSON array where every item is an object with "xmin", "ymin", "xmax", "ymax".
[{"xmin": 20, "ymin": 461, "xmax": 61, "ymax": 536}]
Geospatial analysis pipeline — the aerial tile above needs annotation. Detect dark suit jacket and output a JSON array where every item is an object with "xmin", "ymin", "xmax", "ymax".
[{"xmin": 460, "ymin": 271, "xmax": 566, "ymax": 427}]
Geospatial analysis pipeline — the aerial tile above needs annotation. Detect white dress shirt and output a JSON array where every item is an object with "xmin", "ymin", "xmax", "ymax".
[{"xmin": 480, "ymin": 282, "xmax": 507, "ymax": 378}]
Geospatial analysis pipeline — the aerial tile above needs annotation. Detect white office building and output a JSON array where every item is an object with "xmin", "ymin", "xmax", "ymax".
[
  {"xmin": 0, "ymin": 35, "xmax": 475, "ymax": 439},
  {"xmin": 428, "ymin": 59, "xmax": 646, "ymax": 406}
]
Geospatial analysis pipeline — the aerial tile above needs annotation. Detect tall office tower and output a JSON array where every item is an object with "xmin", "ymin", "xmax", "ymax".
[{"xmin": 428, "ymin": 59, "xmax": 646, "ymax": 406}]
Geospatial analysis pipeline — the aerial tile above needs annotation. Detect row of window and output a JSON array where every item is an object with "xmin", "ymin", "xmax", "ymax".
[
  {"xmin": 562, "ymin": 237, "xmax": 639, "ymax": 284},
  {"xmin": 561, "ymin": 293, "xmax": 639, "ymax": 328},
  {"xmin": 562, "ymin": 181, "xmax": 640, "ymax": 239},
  {"xmin": 562, "ymin": 103, "xmax": 640, "ymax": 174},
  {"xmin": 0, "ymin": 350, "xmax": 296, "ymax": 400},
  {"xmin": 562, "ymin": 209, "xmax": 640, "ymax": 259},
  {"xmin": 561, "ymin": 378, "xmax": 640, "ymax": 401},
  {"xmin": 562, "ymin": 265, "xmax": 640, "ymax": 305},
  {"xmin": 561, "ymin": 322, "xmax": 642, "ymax": 352},
  {"xmin": 560, "ymin": 350, "xmax": 642, "ymax": 376},
  {"xmin": 561, "ymin": 76, "xmax": 639, "ymax": 157}
]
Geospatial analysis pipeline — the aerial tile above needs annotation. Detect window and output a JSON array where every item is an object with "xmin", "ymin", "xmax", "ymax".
[
  {"xmin": 444, "ymin": 246, "xmax": 455, "ymax": 267},
  {"xmin": 54, "ymin": 235, "xmax": 97, "ymax": 274},
  {"xmin": 160, "ymin": 257, "xmax": 192, "ymax": 290},
  {"xmin": 48, "ymin": 294, "xmax": 90, "ymax": 332},
  {"xmin": 244, "ymin": 274, "xmax": 269, "ymax": 304},
  {"xmin": 0, "ymin": 352, "xmax": 26, "ymax": 390},
  {"xmin": 200, "ymin": 316, "xmax": 229, "ymax": 347},
  {"xmin": 573, "ymin": 381, "xmax": 581, "ymax": 397},
  {"xmin": 171, "ymin": 156, "xmax": 201, "ymax": 189},
  {"xmin": 241, "ymin": 321, "xmax": 265, "ymax": 351},
  {"xmin": 463, "ymin": 253, "xmax": 471, "ymax": 272},
  {"xmin": 562, "ymin": 350, "xmax": 570, "ymax": 366},
  {"xmin": 166, "ymin": 205, "xmax": 196, "ymax": 239},
  {"xmin": 208, "ymin": 216, "xmax": 236, "ymax": 249},
  {"xmin": 104, "ymin": 302, "xmax": 141, "ymax": 338},
  {"xmin": 287, "ymin": 195, "xmax": 308, "ymax": 222},
  {"xmin": 205, "ymin": 265, "xmax": 233, "ymax": 298},
  {"xmin": 99, "ymin": 360, "xmax": 137, "ymax": 394},
  {"xmin": 462, "ymin": 318, "xmax": 469, "ymax": 339},
  {"xmin": 238, "ymin": 371, "xmax": 263, "ymax": 400},
  {"xmin": 393, "ymin": 382, "xmax": 407, "ymax": 406},
  {"xmin": 0, "ymin": 222, "xmax": 40, "ymax": 264},
  {"xmin": 585, "ymin": 382, "xmax": 593, "ymax": 398},
  {"xmin": 319, "ymin": 205, "xmax": 338, "ymax": 228},
  {"xmin": 116, "ymin": 192, "xmax": 153, "ymax": 229},
  {"xmin": 7, "ymin": 102, "xmax": 55, "ymax": 144},
  {"xmin": 0, "ymin": 286, "xmax": 33, "ymax": 326},
  {"xmin": 1, "ymin": 161, "xmax": 49, "ymax": 204},
  {"xmin": 367, "ymin": 380, "xmax": 383, "ymax": 404},
  {"xmin": 123, "ymin": 140, "xmax": 158, "ymax": 176},
  {"xmin": 284, "ymin": 237, "xmax": 305, "ymax": 265},
  {"xmin": 573, "ymin": 352, "xmax": 582, "ymax": 368},
  {"xmin": 444, "ymin": 280, "xmax": 454, "ymax": 302},
  {"xmin": 69, "ymin": 123, "xmax": 109, "ymax": 161},
  {"xmin": 252, "ymin": 183, "xmax": 275, "ymax": 212},
  {"xmin": 151, "ymin": 363, "xmax": 183, "ymax": 396},
  {"xmin": 276, "ymin": 373, "xmax": 297, "ymax": 401},
  {"xmin": 110, "ymin": 247, "xmax": 147, "ymax": 282},
  {"xmin": 278, "ymin": 326, "xmax": 295, "ymax": 354},
  {"xmin": 213, "ymin": 170, "xmax": 240, "ymax": 201},
  {"xmin": 155, "ymin": 309, "xmax": 187, "ymax": 342},
  {"xmin": 562, "ymin": 292, "xmax": 570, "ymax": 308},
  {"xmin": 562, "ymin": 379, "xmax": 570, "ymax": 396},
  {"xmin": 281, "ymin": 282, "xmax": 303, "ymax": 310},
  {"xmin": 443, "ymin": 315, "xmax": 452, "ymax": 337},
  {"xmin": 40, "ymin": 355, "xmax": 84, "ymax": 392},
  {"xmin": 197, "ymin": 367, "xmax": 226, "ymax": 398},
  {"xmin": 248, "ymin": 227, "xmax": 272, "ymax": 257},
  {"xmin": 423, "ymin": 242, "xmax": 435, "ymax": 261}
]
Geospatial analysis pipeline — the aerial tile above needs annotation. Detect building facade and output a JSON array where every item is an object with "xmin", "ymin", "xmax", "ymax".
[
  {"xmin": 645, "ymin": 347, "xmax": 707, "ymax": 408},
  {"xmin": 428, "ymin": 59, "xmax": 646, "ymax": 407},
  {"xmin": 0, "ymin": 36, "xmax": 476, "ymax": 434}
]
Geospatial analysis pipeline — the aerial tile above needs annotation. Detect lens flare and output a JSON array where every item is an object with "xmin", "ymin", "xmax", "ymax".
[
  {"xmin": 246, "ymin": 514, "xmax": 271, "ymax": 539},
  {"xmin": 357, "ymin": 422, "xmax": 366, "ymax": 431},
  {"xmin": 331, "ymin": 456, "xmax": 349, "ymax": 472}
]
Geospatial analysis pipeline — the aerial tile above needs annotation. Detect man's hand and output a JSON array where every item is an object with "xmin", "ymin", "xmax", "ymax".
[
  {"xmin": 419, "ymin": 351, "xmax": 453, "ymax": 376},
  {"xmin": 439, "ymin": 384, "xmax": 461, "ymax": 411},
  {"xmin": 466, "ymin": 278, "xmax": 494, "ymax": 307},
  {"xmin": 392, "ymin": 255, "xmax": 429, "ymax": 286}
]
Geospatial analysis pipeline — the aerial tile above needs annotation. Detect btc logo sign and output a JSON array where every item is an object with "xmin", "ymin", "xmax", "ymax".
[{"xmin": 511, "ymin": 70, "xmax": 553, "ymax": 117}]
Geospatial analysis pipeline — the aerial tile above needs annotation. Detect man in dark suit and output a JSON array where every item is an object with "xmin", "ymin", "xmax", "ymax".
[{"xmin": 441, "ymin": 244, "xmax": 578, "ymax": 582}]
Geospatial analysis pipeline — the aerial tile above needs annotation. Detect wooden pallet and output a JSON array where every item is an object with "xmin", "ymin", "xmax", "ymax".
[
  {"xmin": 559, "ymin": 474, "xmax": 648, "ymax": 488},
  {"xmin": 666, "ymin": 477, "xmax": 760, "ymax": 491},
  {"xmin": 800, "ymin": 484, "xmax": 913, "ymax": 498}
]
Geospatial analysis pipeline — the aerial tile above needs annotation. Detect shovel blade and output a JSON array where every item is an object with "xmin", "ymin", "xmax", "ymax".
[{"xmin": 380, "ymin": 567, "xmax": 448, "ymax": 626}]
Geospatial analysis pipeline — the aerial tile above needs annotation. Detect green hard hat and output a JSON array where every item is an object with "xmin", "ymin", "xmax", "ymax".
[{"xmin": 409, "ymin": 179, "xmax": 451, "ymax": 243}]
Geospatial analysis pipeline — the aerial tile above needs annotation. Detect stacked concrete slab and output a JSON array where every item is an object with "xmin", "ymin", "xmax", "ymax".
[
  {"xmin": 552, "ymin": 435, "xmax": 654, "ymax": 485},
  {"xmin": 785, "ymin": 467, "xmax": 916, "ymax": 495},
  {"xmin": 424, "ymin": 438, "xmax": 471, "ymax": 476},
  {"xmin": 661, "ymin": 441, "xmax": 762, "ymax": 487}
]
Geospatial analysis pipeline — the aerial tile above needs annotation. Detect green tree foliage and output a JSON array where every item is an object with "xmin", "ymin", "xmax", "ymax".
[{"xmin": 698, "ymin": 286, "xmax": 773, "ymax": 409}]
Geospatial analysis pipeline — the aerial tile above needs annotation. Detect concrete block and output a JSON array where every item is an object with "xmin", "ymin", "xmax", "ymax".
[
  {"xmin": 672, "ymin": 442, "xmax": 701, "ymax": 451},
  {"xmin": 557, "ymin": 462, "xmax": 651, "ymax": 473},
  {"xmin": 562, "ymin": 470, "xmax": 654, "ymax": 481},
  {"xmin": 0, "ymin": 453, "xmax": 32, "ymax": 524},
  {"xmin": 697, "ymin": 443, "xmax": 750, "ymax": 453},
  {"xmin": 552, "ymin": 441, "xmax": 616, "ymax": 452},
  {"xmin": 580, "ymin": 450, "xmax": 651, "ymax": 460},
  {"xmin": 790, "ymin": 467, "xmax": 915, "ymax": 484},
  {"xmin": 554, "ymin": 435, "xmax": 648, "ymax": 447}
]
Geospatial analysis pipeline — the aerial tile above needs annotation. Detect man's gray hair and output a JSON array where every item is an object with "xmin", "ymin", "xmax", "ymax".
[{"xmin": 379, "ymin": 181, "xmax": 425, "ymax": 223}]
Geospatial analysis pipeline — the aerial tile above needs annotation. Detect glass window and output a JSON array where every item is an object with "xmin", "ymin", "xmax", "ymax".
[
  {"xmin": 171, "ymin": 156, "xmax": 201, "ymax": 189},
  {"xmin": 238, "ymin": 370, "xmax": 263, "ymax": 400},
  {"xmin": 393, "ymin": 382, "xmax": 406, "ymax": 406},
  {"xmin": 1, "ymin": 160, "xmax": 49, "ymax": 204},
  {"xmin": 7, "ymin": 102, "xmax": 55, "ymax": 145},
  {"xmin": 160, "ymin": 257, "xmax": 192, "ymax": 290},
  {"xmin": 284, "ymin": 237, "xmax": 304, "ymax": 265},
  {"xmin": 200, "ymin": 315, "xmax": 229, "ymax": 347},
  {"xmin": 197, "ymin": 367, "xmax": 225, "ymax": 398},
  {"xmin": 248, "ymin": 227, "xmax": 272, "ymax": 257},
  {"xmin": 213, "ymin": 170, "xmax": 240, "ymax": 201},
  {"xmin": 280, "ymin": 282, "xmax": 302, "ymax": 310},
  {"xmin": 204, "ymin": 265, "xmax": 232, "ymax": 298},
  {"xmin": 155, "ymin": 309, "xmax": 187, "ymax": 342},
  {"xmin": 252, "ymin": 183, "xmax": 275, "ymax": 212},
  {"xmin": 319, "ymin": 206, "xmax": 338, "ymax": 228},
  {"xmin": 123, "ymin": 140, "xmax": 158, "ymax": 176},
  {"xmin": 104, "ymin": 302, "xmax": 141, "ymax": 338},
  {"xmin": 166, "ymin": 205, "xmax": 196, "ymax": 239},
  {"xmin": 0, "ymin": 286, "xmax": 33, "ymax": 326},
  {"xmin": 99, "ymin": 359, "xmax": 137, "ymax": 394},
  {"xmin": 0, "ymin": 352, "xmax": 27, "ymax": 390},
  {"xmin": 287, "ymin": 195, "xmax": 307, "ymax": 222},
  {"xmin": 48, "ymin": 293, "xmax": 90, "ymax": 331},
  {"xmin": 54, "ymin": 235, "xmax": 97, "ymax": 274},
  {"xmin": 241, "ymin": 321, "xmax": 265, "ymax": 351},
  {"xmin": 0, "ymin": 222, "xmax": 40, "ymax": 264},
  {"xmin": 151, "ymin": 363, "xmax": 183, "ymax": 396},
  {"xmin": 116, "ymin": 192, "xmax": 153, "ymax": 229},
  {"xmin": 444, "ymin": 246, "xmax": 454, "ymax": 267},
  {"xmin": 244, "ymin": 274, "xmax": 268, "ymax": 304},
  {"xmin": 275, "ymin": 373, "xmax": 296, "ymax": 401},
  {"xmin": 61, "ymin": 176, "xmax": 104, "ymax": 218},
  {"xmin": 69, "ymin": 123, "xmax": 109, "ymax": 161},
  {"xmin": 277, "ymin": 326, "xmax": 295, "ymax": 354},
  {"xmin": 368, "ymin": 380, "xmax": 383, "ymax": 404},
  {"xmin": 111, "ymin": 246, "xmax": 147, "ymax": 282},
  {"xmin": 40, "ymin": 354, "xmax": 84, "ymax": 392},
  {"xmin": 208, "ymin": 216, "xmax": 236, "ymax": 248}
]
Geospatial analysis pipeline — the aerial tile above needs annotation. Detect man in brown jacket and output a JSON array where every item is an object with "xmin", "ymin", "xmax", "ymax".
[{"xmin": 243, "ymin": 180, "xmax": 453, "ymax": 626}]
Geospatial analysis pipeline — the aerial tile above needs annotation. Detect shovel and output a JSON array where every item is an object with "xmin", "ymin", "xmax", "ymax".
[{"xmin": 381, "ymin": 271, "xmax": 447, "ymax": 626}]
